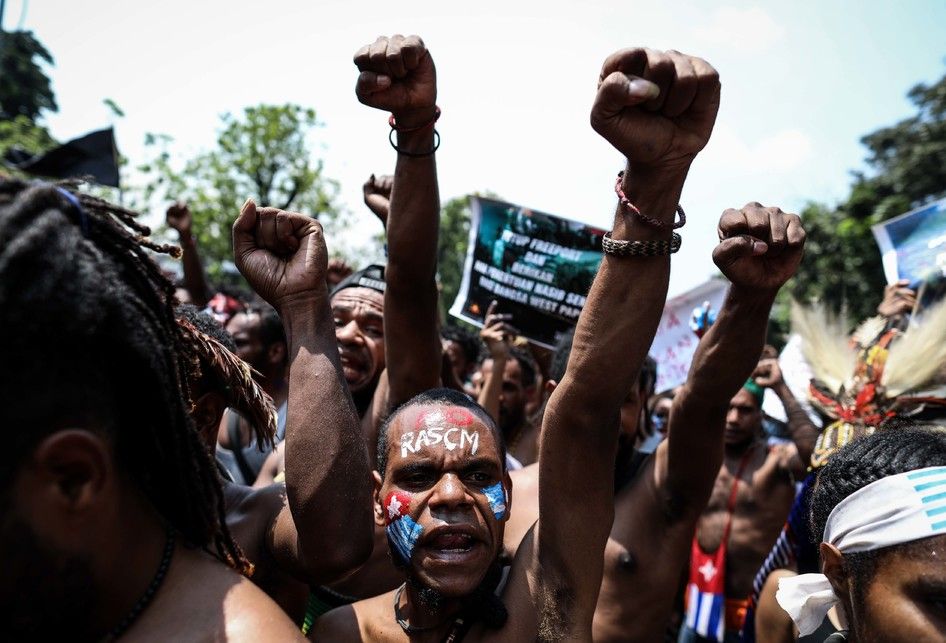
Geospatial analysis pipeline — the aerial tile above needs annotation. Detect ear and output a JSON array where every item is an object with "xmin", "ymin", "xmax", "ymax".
[
  {"xmin": 29, "ymin": 429, "xmax": 111, "ymax": 515},
  {"xmin": 819, "ymin": 542, "xmax": 853, "ymax": 626},
  {"xmin": 502, "ymin": 470, "xmax": 514, "ymax": 522},
  {"xmin": 268, "ymin": 341, "xmax": 287, "ymax": 367},
  {"xmin": 193, "ymin": 392, "xmax": 227, "ymax": 446},
  {"xmin": 544, "ymin": 379, "xmax": 558, "ymax": 395},
  {"xmin": 373, "ymin": 470, "xmax": 386, "ymax": 528}
]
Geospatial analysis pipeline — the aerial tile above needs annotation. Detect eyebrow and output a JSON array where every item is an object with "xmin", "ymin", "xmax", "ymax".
[
  {"xmin": 332, "ymin": 305, "xmax": 383, "ymax": 321},
  {"xmin": 393, "ymin": 457, "xmax": 502, "ymax": 477}
]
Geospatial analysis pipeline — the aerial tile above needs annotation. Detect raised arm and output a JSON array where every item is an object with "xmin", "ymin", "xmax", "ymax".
[
  {"xmin": 233, "ymin": 201, "xmax": 373, "ymax": 581},
  {"xmin": 354, "ymin": 35, "xmax": 442, "ymax": 409},
  {"xmin": 167, "ymin": 202, "xmax": 211, "ymax": 307},
  {"xmin": 477, "ymin": 301, "xmax": 517, "ymax": 422},
  {"xmin": 530, "ymin": 47, "xmax": 721, "ymax": 638},
  {"xmin": 753, "ymin": 356, "xmax": 819, "ymax": 473},
  {"xmin": 662, "ymin": 204, "xmax": 806, "ymax": 511}
]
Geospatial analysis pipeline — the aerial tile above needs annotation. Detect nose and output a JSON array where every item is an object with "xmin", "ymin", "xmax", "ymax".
[
  {"xmin": 336, "ymin": 320, "xmax": 361, "ymax": 345},
  {"xmin": 726, "ymin": 407, "xmax": 739, "ymax": 424},
  {"xmin": 428, "ymin": 473, "xmax": 473, "ymax": 513}
]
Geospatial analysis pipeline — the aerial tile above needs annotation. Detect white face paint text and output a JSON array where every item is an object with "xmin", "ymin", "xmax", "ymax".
[{"xmin": 400, "ymin": 427, "xmax": 480, "ymax": 458}]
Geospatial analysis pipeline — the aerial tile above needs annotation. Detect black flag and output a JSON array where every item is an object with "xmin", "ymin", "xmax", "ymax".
[{"xmin": 4, "ymin": 127, "xmax": 120, "ymax": 187}]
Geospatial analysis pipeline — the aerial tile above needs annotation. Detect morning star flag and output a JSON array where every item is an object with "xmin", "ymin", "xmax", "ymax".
[
  {"xmin": 3, "ymin": 127, "xmax": 120, "ymax": 187},
  {"xmin": 449, "ymin": 196, "xmax": 605, "ymax": 348},
  {"xmin": 872, "ymin": 197, "xmax": 946, "ymax": 286}
]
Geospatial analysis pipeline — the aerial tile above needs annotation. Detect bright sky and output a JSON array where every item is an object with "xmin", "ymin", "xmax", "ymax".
[{"xmin": 11, "ymin": 0, "xmax": 946, "ymax": 297}]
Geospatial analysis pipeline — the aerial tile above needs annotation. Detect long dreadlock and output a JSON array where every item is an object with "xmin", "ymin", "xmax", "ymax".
[{"xmin": 0, "ymin": 177, "xmax": 251, "ymax": 574}]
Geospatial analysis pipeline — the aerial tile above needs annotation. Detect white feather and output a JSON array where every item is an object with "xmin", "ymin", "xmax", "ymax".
[
  {"xmin": 790, "ymin": 301, "xmax": 857, "ymax": 394},
  {"xmin": 883, "ymin": 299, "xmax": 946, "ymax": 396}
]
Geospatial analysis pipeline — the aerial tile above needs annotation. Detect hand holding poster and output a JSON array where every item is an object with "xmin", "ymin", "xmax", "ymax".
[
  {"xmin": 449, "ymin": 197, "xmax": 605, "ymax": 348},
  {"xmin": 872, "ymin": 197, "xmax": 946, "ymax": 286}
]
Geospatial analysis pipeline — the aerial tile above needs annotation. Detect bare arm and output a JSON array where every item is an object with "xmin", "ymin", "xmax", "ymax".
[
  {"xmin": 477, "ymin": 301, "xmax": 516, "ymax": 421},
  {"xmin": 233, "ymin": 202, "xmax": 373, "ymax": 582},
  {"xmin": 354, "ymin": 36, "xmax": 442, "ymax": 412},
  {"xmin": 664, "ymin": 211, "xmax": 804, "ymax": 516},
  {"xmin": 167, "ymin": 202, "xmax": 211, "ymax": 307},
  {"xmin": 527, "ymin": 47, "xmax": 721, "ymax": 638},
  {"xmin": 756, "ymin": 358, "xmax": 820, "ymax": 473}
]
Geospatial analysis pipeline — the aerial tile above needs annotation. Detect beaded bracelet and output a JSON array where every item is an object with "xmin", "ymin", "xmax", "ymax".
[
  {"xmin": 388, "ymin": 106, "xmax": 441, "ymax": 132},
  {"xmin": 615, "ymin": 171, "xmax": 686, "ymax": 230},
  {"xmin": 601, "ymin": 231, "xmax": 682, "ymax": 257}
]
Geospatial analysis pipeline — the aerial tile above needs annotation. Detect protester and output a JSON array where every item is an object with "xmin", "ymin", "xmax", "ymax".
[
  {"xmin": 777, "ymin": 426, "xmax": 946, "ymax": 641},
  {"xmin": 166, "ymin": 201, "xmax": 212, "ymax": 307},
  {"xmin": 681, "ymin": 339, "xmax": 820, "ymax": 642},
  {"xmin": 441, "ymin": 324, "xmax": 481, "ymax": 394},
  {"xmin": 311, "ymin": 33, "xmax": 720, "ymax": 641},
  {"xmin": 218, "ymin": 304, "xmax": 289, "ymax": 484},
  {"xmin": 0, "ymin": 179, "xmax": 304, "ymax": 641}
]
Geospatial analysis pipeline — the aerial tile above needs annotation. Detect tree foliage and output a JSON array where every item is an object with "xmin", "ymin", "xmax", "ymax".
[
  {"xmin": 438, "ymin": 195, "xmax": 473, "ymax": 316},
  {"xmin": 139, "ymin": 104, "xmax": 342, "ymax": 279},
  {"xmin": 0, "ymin": 30, "xmax": 58, "ymax": 121},
  {"xmin": 771, "ymin": 69, "xmax": 946, "ymax": 341}
]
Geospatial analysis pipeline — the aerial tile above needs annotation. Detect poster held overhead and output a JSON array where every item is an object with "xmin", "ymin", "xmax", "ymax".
[{"xmin": 449, "ymin": 196, "xmax": 605, "ymax": 349}]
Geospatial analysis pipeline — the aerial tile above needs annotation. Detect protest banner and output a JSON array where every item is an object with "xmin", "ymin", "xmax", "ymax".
[
  {"xmin": 651, "ymin": 279, "xmax": 729, "ymax": 393},
  {"xmin": 449, "ymin": 196, "xmax": 605, "ymax": 348},
  {"xmin": 872, "ymin": 197, "xmax": 946, "ymax": 285}
]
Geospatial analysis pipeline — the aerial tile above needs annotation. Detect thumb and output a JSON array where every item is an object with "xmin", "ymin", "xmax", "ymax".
[
  {"xmin": 713, "ymin": 235, "xmax": 768, "ymax": 268},
  {"xmin": 355, "ymin": 71, "xmax": 392, "ymax": 99},
  {"xmin": 592, "ymin": 71, "xmax": 659, "ymax": 122},
  {"xmin": 232, "ymin": 198, "xmax": 258, "ymax": 260}
]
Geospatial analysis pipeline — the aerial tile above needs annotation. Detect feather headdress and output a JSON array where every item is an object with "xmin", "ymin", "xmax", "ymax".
[{"xmin": 792, "ymin": 299, "xmax": 946, "ymax": 468}]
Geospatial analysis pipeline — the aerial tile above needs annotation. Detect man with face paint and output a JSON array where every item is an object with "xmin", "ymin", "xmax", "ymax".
[
  {"xmin": 503, "ymin": 202, "xmax": 807, "ymax": 642},
  {"xmin": 777, "ymin": 426, "xmax": 946, "ymax": 642},
  {"xmin": 312, "ymin": 37, "xmax": 719, "ymax": 642}
]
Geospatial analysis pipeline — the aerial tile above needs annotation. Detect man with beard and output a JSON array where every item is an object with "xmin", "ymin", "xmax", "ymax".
[
  {"xmin": 503, "ymin": 203, "xmax": 807, "ymax": 642},
  {"xmin": 0, "ymin": 180, "xmax": 303, "ymax": 641},
  {"xmin": 311, "ymin": 35, "xmax": 720, "ymax": 641}
]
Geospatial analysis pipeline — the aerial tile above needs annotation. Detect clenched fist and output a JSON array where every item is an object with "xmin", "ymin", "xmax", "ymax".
[
  {"xmin": 712, "ymin": 203, "xmax": 805, "ymax": 293},
  {"xmin": 591, "ymin": 47, "xmax": 720, "ymax": 170},
  {"xmin": 363, "ymin": 173, "xmax": 393, "ymax": 227},
  {"xmin": 232, "ymin": 200, "xmax": 328, "ymax": 312},
  {"xmin": 354, "ymin": 35, "xmax": 436, "ymax": 127},
  {"xmin": 166, "ymin": 202, "xmax": 192, "ymax": 238}
]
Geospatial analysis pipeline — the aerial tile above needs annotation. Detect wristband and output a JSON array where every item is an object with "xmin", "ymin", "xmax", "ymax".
[{"xmin": 601, "ymin": 231, "xmax": 682, "ymax": 257}]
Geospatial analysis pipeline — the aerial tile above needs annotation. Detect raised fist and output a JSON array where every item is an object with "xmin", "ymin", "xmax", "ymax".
[
  {"xmin": 363, "ymin": 173, "xmax": 393, "ymax": 227},
  {"xmin": 752, "ymin": 358, "xmax": 784, "ymax": 389},
  {"xmin": 232, "ymin": 199, "xmax": 328, "ymax": 311},
  {"xmin": 591, "ymin": 47, "xmax": 720, "ymax": 170},
  {"xmin": 354, "ymin": 35, "xmax": 436, "ymax": 125},
  {"xmin": 712, "ymin": 203, "xmax": 805, "ymax": 293},
  {"xmin": 166, "ymin": 202, "xmax": 192, "ymax": 237}
]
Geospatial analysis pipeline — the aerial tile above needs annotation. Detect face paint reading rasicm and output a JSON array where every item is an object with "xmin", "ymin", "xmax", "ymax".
[
  {"xmin": 384, "ymin": 491, "xmax": 422, "ymax": 566},
  {"xmin": 483, "ymin": 482, "xmax": 507, "ymax": 520},
  {"xmin": 400, "ymin": 410, "xmax": 480, "ymax": 458}
]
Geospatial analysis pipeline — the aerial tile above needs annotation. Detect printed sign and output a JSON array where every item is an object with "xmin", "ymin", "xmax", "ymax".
[{"xmin": 872, "ymin": 197, "xmax": 946, "ymax": 285}]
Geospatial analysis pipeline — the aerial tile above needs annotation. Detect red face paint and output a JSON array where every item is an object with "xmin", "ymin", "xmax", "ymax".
[
  {"xmin": 383, "ymin": 491, "xmax": 412, "ymax": 525},
  {"xmin": 446, "ymin": 408, "xmax": 475, "ymax": 426}
]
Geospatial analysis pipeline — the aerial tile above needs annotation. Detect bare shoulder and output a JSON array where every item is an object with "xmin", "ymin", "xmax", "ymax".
[
  {"xmin": 310, "ymin": 590, "xmax": 394, "ymax": 642},
  {"xmin": 129, "ymin": 546, "xmax": 303, "ymax": 642},
  {"xmin": 223, "ymin": 574, "xmax": 307, "ymax": 642},
  {"xmin": 309, "ymin": 603, "xmax": 362, "ymax": 641},
  {"xmin": 766, "ymin": 441, "xmax": 799, "ymax": 470}
]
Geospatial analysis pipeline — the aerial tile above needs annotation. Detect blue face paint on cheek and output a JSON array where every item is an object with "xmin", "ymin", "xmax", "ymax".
[
  {"xmin": 483, "ymin": 482, "xmax": 507, "ymax": 520},
  {"xmin": 387, "ymin": 515, "xmax": 424, "ymax": 567}
]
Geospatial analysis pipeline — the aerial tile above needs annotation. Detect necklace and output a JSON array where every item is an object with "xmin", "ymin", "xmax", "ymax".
[
  {"xmin": 102, "ymin": 527, "xmax": 175, "ymax": 642},
  {"xmin": 394, "ymin": 583, "xmax": 446, "ymax": 634}
]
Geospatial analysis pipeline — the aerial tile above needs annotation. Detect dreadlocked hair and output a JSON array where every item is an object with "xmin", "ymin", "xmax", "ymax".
[{"xmin": 0, "ymin": 178, "xmax": 252, "ymax": 575}]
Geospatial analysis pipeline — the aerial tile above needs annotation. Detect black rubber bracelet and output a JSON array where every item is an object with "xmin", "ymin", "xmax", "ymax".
[{"xmin": 389, "ymin": 128, "xmax": 440, "ymax": 157}]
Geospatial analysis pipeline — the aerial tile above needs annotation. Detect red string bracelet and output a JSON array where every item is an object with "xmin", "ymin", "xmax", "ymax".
[
  {"xmin": 389, "ymin": 106, "xmax": 441, "ymax": 132},
  {"xmin": 615, "ymin": 171, "xmax": 686, "ymax": 230}
]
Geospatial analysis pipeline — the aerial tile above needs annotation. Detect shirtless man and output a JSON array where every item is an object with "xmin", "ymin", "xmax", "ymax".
[
  {"xmin": 0, "ymin": 180, "xmax": 303, "ymax": 641},
  {"xmin": 505, "ymin": 201, "xmax": 807, "ymax": 642},
  {"xmin": 311, "ymin": 34, "xmax": 713, "ymax": 642},
  {"xmin": 682, "ymin": 350, "xmax": 819, "ymax": 641}
]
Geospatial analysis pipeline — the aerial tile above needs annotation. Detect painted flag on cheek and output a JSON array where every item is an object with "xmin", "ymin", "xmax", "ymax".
[
  {"xmin": 483, "ymin": 482, "xmax": 507, "ymax": 520},
  {"xmin": 387, "ymin": 516, "xmax": 424, "ymax": 566}
]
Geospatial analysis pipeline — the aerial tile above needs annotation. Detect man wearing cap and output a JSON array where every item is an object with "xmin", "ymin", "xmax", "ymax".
[{"xmin": 681, "ymin": 358, "xmax": 818, "ymax": 642}]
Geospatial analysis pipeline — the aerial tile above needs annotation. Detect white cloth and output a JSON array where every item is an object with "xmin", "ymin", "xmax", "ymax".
[{"xmin": 777, "ymin": 465, "xmax": 946, "ymax": 635}]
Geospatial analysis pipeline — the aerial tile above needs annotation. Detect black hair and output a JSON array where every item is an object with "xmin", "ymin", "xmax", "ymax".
[
  {"xmin": 810, "ymin": 424, "xmax": 946, "ymax": 603},
  {"xmin": 0, "ymin": 178, "xmax": 250, "ymax": 573},
  {"xmin": 441, "ymin": 324, "xmax": 480, "ymax": 366},
  {"xmin": 376, "ymin": 388, "xmax": 506, "ymax": 477},
  {"xmin": 176, "ymin": 304, "xmax": 236, "ymax": 352},
  {"xmin": 506, "ymin": 346, "xmax": 537, "ymax": 389},
  {"xmin": 549, "ymin": 327, "xmax": 657, "ymax": 392}
]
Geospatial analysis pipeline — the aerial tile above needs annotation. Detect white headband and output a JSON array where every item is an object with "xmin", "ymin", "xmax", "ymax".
[{"xmin": 777, "ymin": 465, "xmax": 946, "ymax": 636}]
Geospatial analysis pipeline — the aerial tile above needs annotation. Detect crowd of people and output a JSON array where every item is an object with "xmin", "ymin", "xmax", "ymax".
[{"xmin": 3, "ymin": 34, "xmax": 946, "ymax": 643}]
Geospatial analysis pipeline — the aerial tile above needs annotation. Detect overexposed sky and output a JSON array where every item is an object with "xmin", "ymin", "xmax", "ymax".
[{"xmin": 11, "ymin": 0, "xmax": 946, "ymax": 297}]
